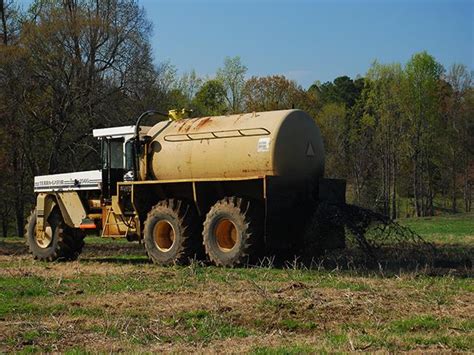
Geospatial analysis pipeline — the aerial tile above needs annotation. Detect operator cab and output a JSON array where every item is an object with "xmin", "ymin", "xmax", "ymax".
[{"xmin": 92, "ymin": 126, "xmax": 151, "ymax": 199}]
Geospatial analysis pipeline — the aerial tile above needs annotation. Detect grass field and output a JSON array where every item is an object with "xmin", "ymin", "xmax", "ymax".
[{"xmin": 0, "ymin": 214, "xmax": 472, "ymax": 353}]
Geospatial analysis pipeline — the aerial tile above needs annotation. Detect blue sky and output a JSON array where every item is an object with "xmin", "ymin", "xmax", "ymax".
[
  {"xmin": 142, "ymin": 0, "xmax": 473, "ymax": 87},
  {"xmin": 19, "ymin": 0, "xmax": 473, "ymax": 88}
]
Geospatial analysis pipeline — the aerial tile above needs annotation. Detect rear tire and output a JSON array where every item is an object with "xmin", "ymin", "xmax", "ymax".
[
  {"xmin": 144, "ymin": 199, "xmax": 201, "ymax": 265},
  {"xmin": 203, "ymin": 197, "xmax": 263, "ymax": 267},
  {"xmin": 25, "ymin": 209, "xmax": 85, "ymax": 261}
]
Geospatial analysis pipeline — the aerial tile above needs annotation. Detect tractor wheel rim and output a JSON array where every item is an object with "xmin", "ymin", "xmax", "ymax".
[
  {"xmin": 153, "ymin": 220, "xmax": 175, "ymax": 252},
  {"xmin": 36, "ymin": 225, "xmax": 53, "ymax": 249},
  {"xmin": 214, "ymin": 218, "xmax": 237, "ymax": 252}
]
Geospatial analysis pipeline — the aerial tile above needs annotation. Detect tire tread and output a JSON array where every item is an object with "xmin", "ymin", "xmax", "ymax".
[
  {"xmin": 144, "ymin": 199, "xmax": 201, "ymax": 265},
  {"xmin": 25, "ymin": 209, "xmax": 85, "ymax": 262},
  {"xmin": 203, "ymin": 196, "xmax": 263, "ymax": 267}
]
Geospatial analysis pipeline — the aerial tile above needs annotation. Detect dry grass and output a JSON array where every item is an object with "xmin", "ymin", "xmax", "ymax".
[{"xmin": 0, "ymin": 222, "xmax": 473, "ymax": 353}]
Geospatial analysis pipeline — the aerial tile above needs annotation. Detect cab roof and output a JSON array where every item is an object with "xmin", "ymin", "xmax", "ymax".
[{"xmin": 92, "ymin": 126, "xmax": 151, "ymax": 139}]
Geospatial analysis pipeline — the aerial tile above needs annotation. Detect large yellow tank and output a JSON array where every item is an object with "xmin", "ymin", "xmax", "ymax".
[{"xmin": 144, "ymin": 109, "xmax": 325, "ymax": 181}]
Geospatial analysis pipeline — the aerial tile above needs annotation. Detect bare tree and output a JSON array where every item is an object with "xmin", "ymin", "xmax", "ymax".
[
  {"xmin": 216, "ymin": 56, "xmax": 247, "ymax": 113},
  {"xmin": 444, "ymin": 64, "xmax": 473, "ymax": 212}
]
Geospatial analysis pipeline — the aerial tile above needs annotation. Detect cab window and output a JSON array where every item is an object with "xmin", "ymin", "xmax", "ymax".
[
  {"xmin": 102, "ymin": 138, "xmax": 124, "ymax": 169},
  {"xmin": 125, "ymin": 140, "xmax": 134, "ymax": 171}
]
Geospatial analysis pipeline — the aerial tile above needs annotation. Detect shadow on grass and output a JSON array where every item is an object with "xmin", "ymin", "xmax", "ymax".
[
  {"xmin": 1, "ymin": 237, "xmax": 472, "ymax": 277},
  {"xmin": 268, "ymin": 242, "xmax": 473, "ymax": 278},
  {"xmin": 0, "ymin": 238, "xmax": 29, "ymax": 256},
  {"xmin": 79, "ymin": 256, "xmax": 150, "ymax": 265},
  {"xmin": 0, "ymin": 237, "xmax": 146, "ymax": 258}
]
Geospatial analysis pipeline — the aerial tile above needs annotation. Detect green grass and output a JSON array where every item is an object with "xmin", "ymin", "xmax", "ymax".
[
  {"xmin": 64, "ymin": 347, "xmax": 91, "ymax": 355},
  {"xmin": 0, "ymin": 213, "xmax": 472, "ymax": 352},
  {"xmin": 252, "ymin": 344, "xmax": 316, "ymax": 354},
  {"xmin": 390, "ymin": 315, "xmax": 449, "ymax": 333},
  {"xmin": 0, "ymin": 276, "xmax": 59, "ymax": 317},
  {"xmin": 399, "ymin": 213, "xmax": 474, "ymax": 243},
  {"xmin": 279, "ymin": 318, "xmax": 317, "ymax": 331},
  {"xmin": 170, "ymin": 310, "xmax": 251, "ymax": 342}
]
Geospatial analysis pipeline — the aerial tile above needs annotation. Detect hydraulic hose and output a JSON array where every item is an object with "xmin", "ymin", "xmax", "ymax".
[{"xmin": 133, "ymin": 110, "xmax": 169, "ymax": 181}]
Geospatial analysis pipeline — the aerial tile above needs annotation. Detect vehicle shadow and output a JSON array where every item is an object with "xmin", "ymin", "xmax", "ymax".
[
  {"xmin": 0, "ymin": 238, "xmax": 29, "ymax": 256},
  {"xmin": 270, "ymin": 242, "xmax": 473, "ymax": 277},
  {"xmin": 1, "ymin": 237, "xmax": 472, "ymax": 277},
  {"xmin": 79, "ymin": 256, "xmax": 150, "ymax": 264}
]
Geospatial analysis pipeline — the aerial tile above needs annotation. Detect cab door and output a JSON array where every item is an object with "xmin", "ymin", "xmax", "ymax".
[{"xmin": 101, "ymin": 138, "xmax": 125, "ymax": 199}]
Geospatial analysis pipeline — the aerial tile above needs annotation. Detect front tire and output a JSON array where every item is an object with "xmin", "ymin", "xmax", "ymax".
[
  {"xmin": 203, "ymin": 197, "xmax": 263, "ymax": 267},
  {"xmin": 25, "ymin": 209, "xmax": 85, "ymax": 261},
  {"xmin": 143, "ymin": 199, "xmax": 201, "ymax": 265}
]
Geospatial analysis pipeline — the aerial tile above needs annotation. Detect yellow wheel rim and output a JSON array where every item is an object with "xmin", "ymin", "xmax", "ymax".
[
  {"xmin": 35, "ymin": 225, "xmax": 53, "ymax": 249},
  {"xmin": 153, "ymin": 220, "xmax": 175, "ymax": 252},
  {"xmin": 214, "ymin": 219, "xmax": 237, "ymax": 252}
]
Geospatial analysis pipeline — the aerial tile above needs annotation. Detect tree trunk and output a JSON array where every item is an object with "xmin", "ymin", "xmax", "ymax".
[
  {"xmin": 420, "ymin": 151, "xmax": 426, "ymax": 217},
  {"xmin": 1, "ymin": 215, "xmax": 8, "ymax": 238},
  {"xmin": 428, "ymin": 170, "xmax": 434, "ymax": 216},
  {"xmin": 14, "ymin": 190, "xmax": 24, "ymax": 238},
  {"xmin": 382, "ymin": 152, "xmax": 388, "ymax": 215},
  {"xmin": 451, "ymin": 151, "xmax": 457, "ymax": 213},
  {"xmin": 12, "ymin": 153, "xmax": 25, "ymax": 237},
  {"xmin": 1, "ymin": 0, "xmax": 8, "ymax": 45},
  {"xmin": 391, "ymin": 154, "xmax": 397, "ymax": 220},
  {"xmin": 386, "ymin": 166, "xmax": 389, "ymax": 216},
  {"xmin": 413, "ymin": 157, "xmax": 421, "ymax": 217},
  {"xmin": 464, "ymin": 169, "xmax": 471, "ymax": 212}
]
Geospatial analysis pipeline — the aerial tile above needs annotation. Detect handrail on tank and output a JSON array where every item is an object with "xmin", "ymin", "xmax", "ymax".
[{"xmin": 133, "ymin": 110, "xmax": 168, "ymax": 181}]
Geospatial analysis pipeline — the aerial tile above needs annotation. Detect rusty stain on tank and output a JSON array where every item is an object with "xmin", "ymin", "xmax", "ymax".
[
  {"xmin": 182, "ymin": 124, "xmax": 193, "ymax": 133},
  {"xmin": 176, "ymin": 120, "xmax": 188, "ymax": 132},
  {"xmin": 177, "ymin": 118, "xmax": 196, "ymax": 133},
  {"xmin": 234, "ymin": 114, "xmax": 244, "ymax": 123},
  {"xmin": 196, "ymin": 116, "xmax": 212, "ymax": 129}
]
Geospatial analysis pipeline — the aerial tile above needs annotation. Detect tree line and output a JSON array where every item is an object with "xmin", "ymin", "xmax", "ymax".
[{"xmin": 1, "ymin": 0, "xmax": 472, "ymax": 237}]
